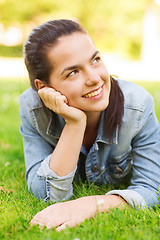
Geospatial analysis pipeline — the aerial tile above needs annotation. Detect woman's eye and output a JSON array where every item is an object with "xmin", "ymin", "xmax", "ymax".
[
  {"xmin": 66, "ymin": 70, "xmax": 77, "ymax": 78},
  {"xmin": 92, "ymin": 57, "xmax": 101, "ymax": 64}
]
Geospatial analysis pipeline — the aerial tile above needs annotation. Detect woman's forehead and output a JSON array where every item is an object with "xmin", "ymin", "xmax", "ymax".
[{"xmin": 47, "ymin": 33, "xmax": 97, "ymax": 69}]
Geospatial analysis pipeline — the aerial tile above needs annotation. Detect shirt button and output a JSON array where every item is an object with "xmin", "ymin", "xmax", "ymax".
[
  {"xmin": 116, "ymin": 165, "xmax": 123, "ymax": 173},
  {"xmin": 91, "ymin": 166, "xmax": 99, "ymax": 172}
]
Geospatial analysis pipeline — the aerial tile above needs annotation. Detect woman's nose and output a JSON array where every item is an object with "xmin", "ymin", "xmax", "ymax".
[{"xmin": 85, "ymin": 69, "xmax": 101, "ymax": 86}]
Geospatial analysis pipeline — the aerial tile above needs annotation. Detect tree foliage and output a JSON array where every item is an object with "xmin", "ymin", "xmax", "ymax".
[{"xmin": 0, "ymin": 0, "xmax": 152, "ymax": 58}]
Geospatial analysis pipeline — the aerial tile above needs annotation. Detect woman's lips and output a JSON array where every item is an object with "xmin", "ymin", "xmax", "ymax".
[{"xmin": 83, "ymin": 85, "xmax": 103, "ymax": 99}]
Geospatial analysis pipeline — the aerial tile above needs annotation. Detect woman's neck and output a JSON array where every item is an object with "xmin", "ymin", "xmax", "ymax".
[
  {"xmin": 83, "ymin": 111, "xmax": 101, "ymax": 152},
  {"xmin": 86, "ymin": 111, "xmax": 101, "ymax": 130}
]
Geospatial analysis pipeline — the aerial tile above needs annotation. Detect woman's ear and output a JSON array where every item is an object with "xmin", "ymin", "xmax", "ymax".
[{"xmin": 34, "ymin": 79, "xmax": 46, "ymax": 90}]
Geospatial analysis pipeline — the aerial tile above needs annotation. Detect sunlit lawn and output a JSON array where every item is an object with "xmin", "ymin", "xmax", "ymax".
[{"xmin": 0, "ymin": 78, "xmax": 160, "ymax": 240}]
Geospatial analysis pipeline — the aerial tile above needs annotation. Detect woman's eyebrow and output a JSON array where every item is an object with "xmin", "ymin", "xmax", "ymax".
[
  {"xmin": 61, "ymin": 65, "xmax": 79, "ymax": 75},
  {"xmin": 61, "ymin": 50, "xmax": 100, "ymax": 75},
  {"xmin": 91, "ymin": 50, "xmax": 100, "ymax": 60}
]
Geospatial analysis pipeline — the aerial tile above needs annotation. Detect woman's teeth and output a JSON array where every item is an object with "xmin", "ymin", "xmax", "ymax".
[{"xmin": 84, "ymin": 87, "xmax": 102, "ymax": 98}]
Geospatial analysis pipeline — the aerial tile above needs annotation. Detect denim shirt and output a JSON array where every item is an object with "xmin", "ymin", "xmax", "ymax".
[{"xmin": 19, "ymin": 79, "xmax": 160, "ymax": 208}]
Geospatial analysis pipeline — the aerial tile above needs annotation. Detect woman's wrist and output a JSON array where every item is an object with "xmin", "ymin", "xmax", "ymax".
[
  {"xmin": 49, "ymin": 113, "xmax": 86, "ymax": 177},
  {"xmin": 93, "ymin": 195, "xmax": 128, "ymax": 213},
  {"xmin": 65, "ymin": 111, "xmax": 87, "ymax": 127}
]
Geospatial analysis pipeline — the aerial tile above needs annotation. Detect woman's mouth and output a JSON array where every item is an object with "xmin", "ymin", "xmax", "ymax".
[{"xmin": 83, "ymin": 86, "xmax": 103, "ymax": 99}]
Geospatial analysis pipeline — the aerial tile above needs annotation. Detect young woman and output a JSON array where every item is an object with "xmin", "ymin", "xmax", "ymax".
[{"xmin": 20, "ymin": 19, "xmax": 160, "ymax": 230}]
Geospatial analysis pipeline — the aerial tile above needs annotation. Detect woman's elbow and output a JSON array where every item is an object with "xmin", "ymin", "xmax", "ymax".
[{"xmin": 28, "ymin": 176, "xmax": 47, "ymax": 200}]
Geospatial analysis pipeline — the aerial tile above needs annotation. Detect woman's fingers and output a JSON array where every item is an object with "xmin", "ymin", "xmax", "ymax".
[
  {"xmin": 38, "ymin": 87, "xmax": 86, "ymax": 124},
  {"xmin": 30, "ymin": 203, "xmax": 69, "ymax": 229},
  {"xmin": 56, "ymin": 219, "xmax": 78, "ymax": 231},
  {"xmin": 38, "ymin": 87, "xmax": 68, "ymax": 113},
  {"xmin": 38, "ymin": 87, "xmax": 59, "ymax": 99},
  {"xmin": 29, "ymin": 197, "xmax": 97, "ymax": 231},
  {"xmin": 54, "ymin": 94, "xmax": 69, "ymax": 113}
]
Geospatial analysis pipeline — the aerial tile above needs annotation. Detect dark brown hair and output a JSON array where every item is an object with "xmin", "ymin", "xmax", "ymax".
[
  {"xmin": 24, "ymin": 19, "xmax": 87, "ymax": 90},
  {"xmin": 105, "ymin": 76, "xmax": 124, "ymax": 139},
  {"xmin": 24, "ymin": 19, "xmax": 124, "ymax": 139}
]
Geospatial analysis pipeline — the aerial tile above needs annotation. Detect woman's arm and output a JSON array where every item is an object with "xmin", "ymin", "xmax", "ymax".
[
  {"xmin": 37, "ymin": 87, "xmax": 87, "ymax": 177},
  {"xmin": 20, "ymin": 87, "xmax": 87, "ymax": 201},
  {"xmin": 30, "ymin": 194, "xmax": 128, "ymax": 231}
]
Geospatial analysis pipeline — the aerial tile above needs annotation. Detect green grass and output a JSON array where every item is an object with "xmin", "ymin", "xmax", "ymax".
[
  {"xmin": 0, "ymin": 78, "xmax": 160, "ymax": 240},
  {"xmin": 0, "ymin": 45, "xmax": 23, "ymax": 58}
]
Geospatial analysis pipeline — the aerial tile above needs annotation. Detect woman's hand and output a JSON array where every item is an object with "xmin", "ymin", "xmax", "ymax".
[
  {"xmin": 30, "ymin": 195, "xmax": 127, "ymax": 231},
  {"xmin": 30, "ymin": 196, "xmax": 97, "ymax": 231},
  {"xmin": 38, "ymin": 87, "xmax": 86, "ymax": 125}
]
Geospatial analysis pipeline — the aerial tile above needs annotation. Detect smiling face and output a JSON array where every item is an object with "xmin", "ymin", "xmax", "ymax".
[{"xmin": 47, "ymin": 32, "xmax": 111, "ymax": 116}]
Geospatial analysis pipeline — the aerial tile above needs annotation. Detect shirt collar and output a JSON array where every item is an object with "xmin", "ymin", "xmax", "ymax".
[
  {"xmin": 46, "ymin": 108, "xmax": 119, "ymax": 144},
  {"xmin": 46, "ymin": 110, "xmax": 65, "ymax": 139},
  {"xmin": 96, "ymin": 110, "xmax": 119, "ymax": 145}
]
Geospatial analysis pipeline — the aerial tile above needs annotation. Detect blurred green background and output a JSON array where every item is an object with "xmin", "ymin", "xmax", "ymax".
[
  {"xmin": 0, "ymin": 0, "xmax": 159, "ymax": 59},
  {"xmin": 0, "ymin": 0, "xmax": 160, "ymax": 81}
]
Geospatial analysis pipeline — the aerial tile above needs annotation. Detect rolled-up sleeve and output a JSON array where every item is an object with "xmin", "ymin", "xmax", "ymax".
[
  {"xmin": 37, "ymin": 155, "xmax": 76, "ymax": 202},
  {"xmin": 105, "ymin": 189, "xmax": 147, "ymax": 208}
]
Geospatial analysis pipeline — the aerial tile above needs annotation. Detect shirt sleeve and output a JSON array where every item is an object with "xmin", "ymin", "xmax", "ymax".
[
  {"xmin": 105, "ymin": 189, "xmax": 147, "ymax": 208},
  {"xmin": 37, "ymin": 155, "xmax": 76, "ymax": 202},
  {"xmin": 19, "ymin": 94, "xmax": 76, "ymax": 202},
  {"xmin": 107, "ymin": 94, "xmax": 160, "ymax": 208}
]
